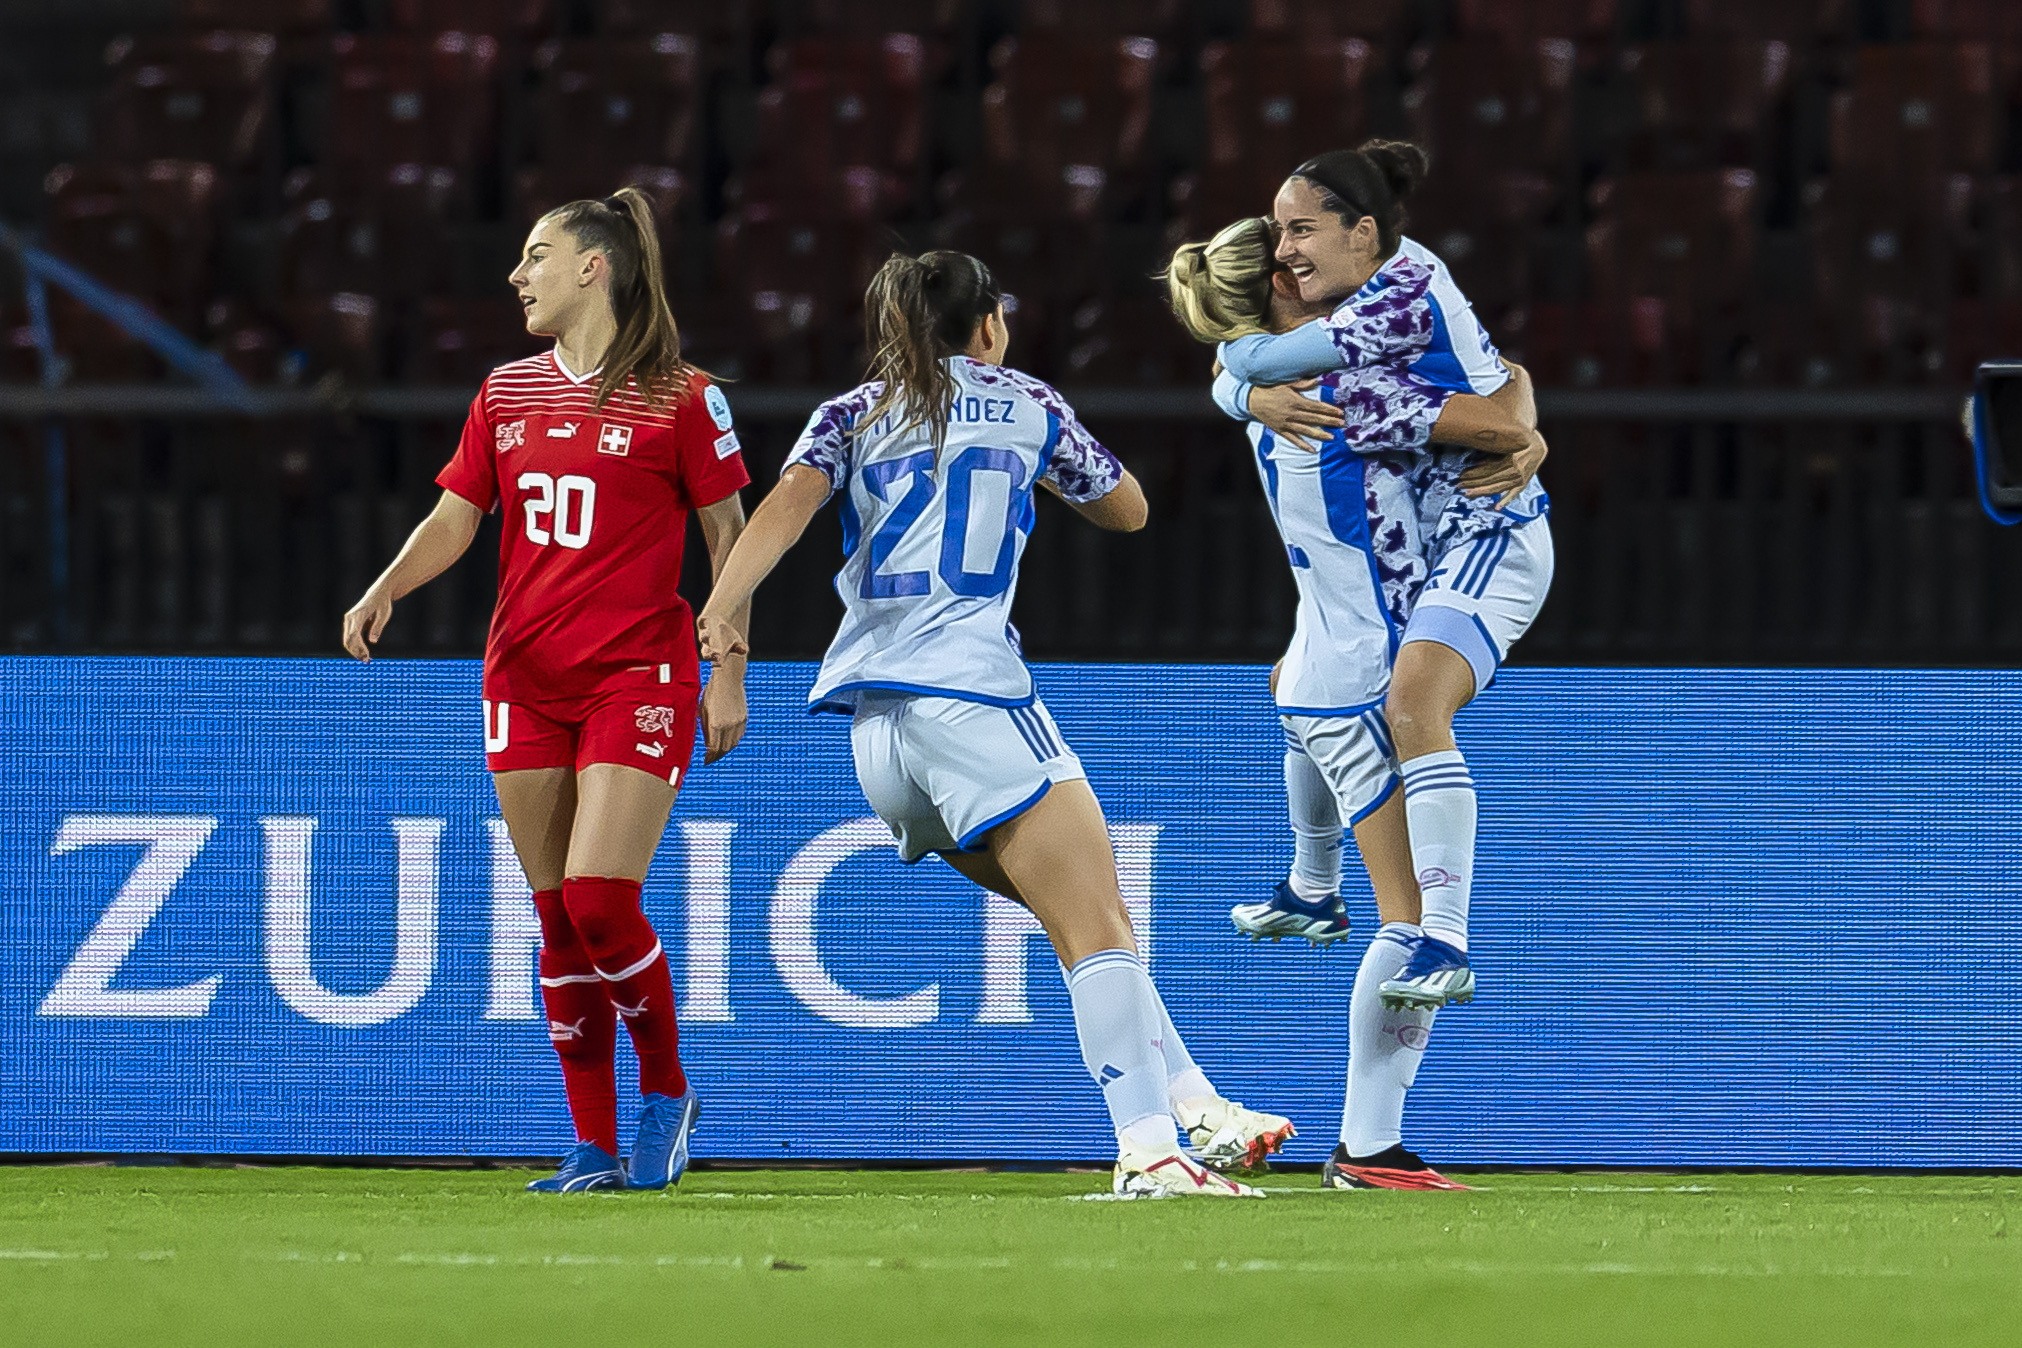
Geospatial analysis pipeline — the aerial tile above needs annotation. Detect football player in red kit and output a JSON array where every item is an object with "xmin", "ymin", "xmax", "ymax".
[{"xmin": 341, "ymin": 186, "xmax": 749, "ymax": 1193}]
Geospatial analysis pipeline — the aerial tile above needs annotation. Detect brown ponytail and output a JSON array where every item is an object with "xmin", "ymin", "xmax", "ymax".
[
  {"xmin": 543, "ymin": 185, "xmax": 693, "ymax": 407},
  {"xmin": 861, "ymin": 249, "xmax": 1003, "ymax": 449}
]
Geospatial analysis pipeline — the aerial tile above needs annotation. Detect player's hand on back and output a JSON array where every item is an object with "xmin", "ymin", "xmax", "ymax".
[
  {"xmin": 341, "ymin": 586, "xmax": 394, "ymax": 662},
  {"xmin": 1460, "ymin": 428, "xmax": 1549, "ymax": 508},
  {"xmin": 1247, "ymin": 380, "xmax": 1342, "ymax": 452}
]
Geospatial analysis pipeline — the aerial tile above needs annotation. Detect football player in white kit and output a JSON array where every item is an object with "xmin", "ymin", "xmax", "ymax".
[
  {"xmin": 696, "ymin": 249, "xmax": 1288, "ymax": 1196},
  {"xmin": 1215, "ymin": 144, "xmax": 1553, "ymax": 1018},
  {"xmin": 1165, "ymin": 147, "xmax": 1548, "ymax": 1190}
]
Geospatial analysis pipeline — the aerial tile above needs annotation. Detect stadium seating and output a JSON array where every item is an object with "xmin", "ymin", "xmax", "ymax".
[{"xmin": 11, "ymin": 0, "xmax": 2020, "ymax": 390}]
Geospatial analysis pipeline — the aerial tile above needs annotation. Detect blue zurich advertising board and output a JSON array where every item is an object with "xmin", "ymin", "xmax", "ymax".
[{"xmin": 2, "ymin": 656, "xmax": 2018, "ymax": 1167}]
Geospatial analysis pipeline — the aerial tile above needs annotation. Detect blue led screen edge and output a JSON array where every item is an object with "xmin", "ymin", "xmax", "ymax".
[{"xmin": 2, "ymin": 657, "xmax": 2017, "ymax": 1166}]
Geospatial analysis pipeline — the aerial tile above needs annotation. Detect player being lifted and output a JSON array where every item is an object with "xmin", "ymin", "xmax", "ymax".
[
  {"xmin": 342, "ymin": 188, "xmax": 748, "ymax": 1194},
  {"xmin": 1213, "ymin": 144, "xmax": 1552, "ymax": 1013},
  {"xmin": 695, "ymin": 249, "xmax": 1286, "ymax": 1196},
  {"xmin": 1166, "ymin": 143, "xmax": 1548, "ymax": 1190}
]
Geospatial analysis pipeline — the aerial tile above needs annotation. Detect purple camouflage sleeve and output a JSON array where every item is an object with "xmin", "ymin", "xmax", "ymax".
[
  {"xmin": 1324, "ymin": 257, "xmax": 1436, "ymax": 370},
  {"xmin": 783, "ymin": 384, "xmax": 879, "ymax": 488},
  {"xmin": 969, "ymin": 364, "xmax": 1124, "ymax": 503}
]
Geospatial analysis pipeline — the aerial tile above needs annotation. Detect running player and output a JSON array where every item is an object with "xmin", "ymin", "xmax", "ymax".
[
  {"xmin": 1166, "ymin": 197, "xmax": 1544, "ymax": 1191},
  {"xmin": 694, "ymin": 249, "xmax": 1284, "ymax": 1195},
  {"xmin": 341, "ymin": 187, "xmax": 747, "ymax": 1194},
  {"xmin": 1213, "ymin": 144, "xmax": 1553, "ymax": 1017}
]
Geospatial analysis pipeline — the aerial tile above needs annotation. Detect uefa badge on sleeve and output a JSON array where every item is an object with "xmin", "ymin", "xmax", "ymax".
[{"xmin": 598, "ymin": 423, "xmax": 633, "ymax": 457}]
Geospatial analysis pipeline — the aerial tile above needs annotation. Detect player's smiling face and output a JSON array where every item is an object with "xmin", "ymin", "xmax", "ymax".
[
  {"xmin": 508, "ymin": 219, "xmax": 593, "ymax": 338},
  {"xmin": 1272, "ymin": 177, "xmax": 1383, "ymax": 306}
]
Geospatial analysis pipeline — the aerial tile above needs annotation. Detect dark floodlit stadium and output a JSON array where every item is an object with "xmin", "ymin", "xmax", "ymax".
[{"xmin": 2, "ymin": 1, "xmax": 2017, "ymax": 1345}]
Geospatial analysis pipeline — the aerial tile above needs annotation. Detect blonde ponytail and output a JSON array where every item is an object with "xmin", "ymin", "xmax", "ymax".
[{"xmin": 1163, "ymin": 217, "xmax": 1277, "ymax": 344}]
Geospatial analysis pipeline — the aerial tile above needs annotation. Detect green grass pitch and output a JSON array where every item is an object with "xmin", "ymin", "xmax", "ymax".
[{"xmin": 2, "ymin": 1167, "xmax": 2015, "ymax": 1346}]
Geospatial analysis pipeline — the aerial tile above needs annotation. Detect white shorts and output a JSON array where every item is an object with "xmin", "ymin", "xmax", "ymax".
[
  {"xmin": 1404, "ymin": 516, "xmax": 1554, "ymax": 696},
  {"xmin": 1282, "ymin": 708, "xmax": 1399, "ymax": 827},
  {"xmin": 850, "ymin": 693, "xmax": 1087, "ymax": 863}
]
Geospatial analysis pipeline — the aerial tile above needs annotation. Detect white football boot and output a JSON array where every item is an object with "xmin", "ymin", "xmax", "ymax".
[
  {"xmin": 1113, "ymin": 1144, "xmax": 1263, "ymax": 1198},
  {"xmin": 1177, "ymin": 1096, "xmax": 1297, "ymax": 1171}
]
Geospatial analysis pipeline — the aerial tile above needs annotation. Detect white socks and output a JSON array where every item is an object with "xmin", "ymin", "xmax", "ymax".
[
  {"xmin": 1285, "ymin": 744, "xmax": 1343, "ymax": 900},
  {"xmin": 1064, "ymin": 949, "xmax": 1179, "ymax": 1152},
  {"xmin": 1064, "ymin": 960, "xmax": 1215, "ymax": 1115},
  {"xmin": 1340, "ymin": 922, "xmax": 1439, "ymax": 1157},
  {"xmin": 1401, "ymin": 749, "xmax": 1476, "ymax": 952}
]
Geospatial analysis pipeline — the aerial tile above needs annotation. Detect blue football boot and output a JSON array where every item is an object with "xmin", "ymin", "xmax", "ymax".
[
  {"xmin": 1379, "ymin": 933, "xmax": 1475, "ymax": 1009},
  {"xmin": 525, "ymin": 1141, "xmax": 626, "ymax": 1193},
  {"xmin": 1230, "ymin": 879, "xmax": 1353, "ymax": 947},
  {"xmin": 626, "ymin": 1090, "xmax": 700, "ymax": 1190}
]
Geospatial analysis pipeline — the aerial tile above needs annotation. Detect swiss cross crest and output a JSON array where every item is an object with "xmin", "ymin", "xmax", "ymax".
[
  {"xmin": 598, "ymin": 422, "xmax": 633, "ymax": 457},
  {"xmin": 635, "ymin": 704, "xmax": 679, "ymax": 736},
  {"xmin": 495, "ymin": 419, "xmax": 525, "ymax": 453}
]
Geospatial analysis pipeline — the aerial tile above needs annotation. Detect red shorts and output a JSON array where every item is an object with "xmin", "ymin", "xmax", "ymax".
[{"xmin": 482, "ymin": 665, "xmax": 699, "ymax": 785}]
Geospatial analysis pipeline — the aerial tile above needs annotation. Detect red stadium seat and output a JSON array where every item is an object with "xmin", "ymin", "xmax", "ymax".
[
  {"xmin": 1679, "ymin": 0, "xmax": 1850, "ymax": 40},
  {"xmin": 593, "ymin": 0, "xmax": 754, "ymax": 37},
  {"xmin": 278, "ymin": 164, "xmax": 464, "ymax": 303},
  {"xmin": 402, "ymin": 297, "xmax": 545, "ymax": 384},
  {"xmin": 1807, "ymin": 173, "xmax": 1976, "ymax": 312},
  {"xmin": 740, "ymin": 34, "xmax": 939, "ymax": 218},
  {"xmin": 1908, "ymin": 0, "xmax": 2022, "ymax": 42},
  {"xmin": 285, "ymin": 292, "xmax": 385, "ymax": 382},
  {"xmin": 43, "ymin": 160, "xmax": 220, "ymax": 325},
  {"xmin": 775, "ymin": 0, "xmax": 961, "ymax": 35},
  {"xmin": 1828, "ymin": 43, "xmax": 2000, "ymax": 183},
  {"xmin": 1408, "ymin": 169, "xmax": 1560, "ymax": 316},
  {"xmin": 1612, "ymin": 40, "xmax": 1795, "ymax": 171},
  {"xmin": 202, "ymin": 298, "xmax": 287, "ymax": 383},
  {"xmin": 97, "ymin": 31, "xmax": 276, "ymax": 170},
  {"xmin": 1188, "ymin": 36, "xmax": 1381, "ymax": 227},
  {"xmin": 387, "ymin": 1, "xmax": 554, "ymax": 37},
  {"xmin": 177, "ymin": 0, "xmax": 330, "ymax": 31},
  {"xmin": 1453, "ymin": 0, "xmax": 1617, "ymax": 43},
  {"xmin": 325, "ymin": 32, "xmax": 499, "ymax": 172},
  {"xmin": 1586, "ymin": 170, "xmax": 1761, "ymax": 320},
  {"xmin": 1017, "ymin": 0, "xmax": 1189, "ymax": 36},
  {"xmin": 1405, "ymin": 40, "xmax": 1578, "ymax": 180},
  {"xmin": 1247, "ymin": 0, "xmax": 1413, "ymax": 40},
  {"xmin": 712, "ymin": 208, "xmax": 891, "ymax": 380},
  {"xmin": 532, "ymin": 34, "xmax": 706, "ymax": 175},
  {"xmin": 981, "ymin": 34, "xmax": 1161, "ymax": 213}
]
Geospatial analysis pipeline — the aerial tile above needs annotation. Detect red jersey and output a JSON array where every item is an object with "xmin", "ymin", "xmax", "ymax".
[{"xmin": 437, "ymin": 350, "xmax": 750, "ymax": 701}]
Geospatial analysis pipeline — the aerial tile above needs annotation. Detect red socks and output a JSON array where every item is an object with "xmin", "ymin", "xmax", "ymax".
[
  {"xmin": 533, "ymin": 887, "xmax": 617, "ymax": 1155},
  {"xmin": 562, "ymin": 876, "xmax": 689, "ymax": 1100}
]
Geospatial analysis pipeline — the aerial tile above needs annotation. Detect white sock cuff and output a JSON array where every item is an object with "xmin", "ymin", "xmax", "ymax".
[
  {"xmin": 1065, "ymin": 948, "xmax": 1144, "ymax": 987},
  {"xmin": 1401, "ymin": 749, "xmax": 1466, "ymax": 773}
]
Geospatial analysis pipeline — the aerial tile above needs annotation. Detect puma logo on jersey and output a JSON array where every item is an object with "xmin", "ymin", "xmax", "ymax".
[
  {"xmin": 495, "ymin": 420, "xmax": 525, "ymax": 453},
  {"xmin": 599, "ymin": 423, "xmax": 633, "ymax": 456},
  {"xmin": 635, "ymin": 741, "xmax": 665, "ymax": 759},
  {"xmin": 546, "ymin": 420, "xmax": 580, "ymax": 438}
]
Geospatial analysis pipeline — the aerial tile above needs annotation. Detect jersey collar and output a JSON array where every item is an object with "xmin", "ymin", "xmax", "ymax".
[{"xmin": 550, "ymin": 350, "xmax": 604, "ymax": 385}]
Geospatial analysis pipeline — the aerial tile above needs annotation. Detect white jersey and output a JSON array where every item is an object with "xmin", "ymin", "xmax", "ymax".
[
  {"xmin": 787, "ymin": 356, "xmax": 1124, "ymax": 713},
  {"xmin": 1248, "ymin": 377, "xmax": 1428, "ymax": 716}
]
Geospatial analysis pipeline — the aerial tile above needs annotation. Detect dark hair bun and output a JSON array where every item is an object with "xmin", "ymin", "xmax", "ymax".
[{"xmin": 1358, "ymin": 139, "xmax": 1429, "ymax": 204}]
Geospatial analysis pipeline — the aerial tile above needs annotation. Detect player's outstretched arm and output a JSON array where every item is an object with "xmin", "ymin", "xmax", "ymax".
[
  {"xmin": 1044, "ymin": 469, "xmax": 1148, "ymax": 533},
  {"xmin": 695, "ymin": 492, "xmax": 751, "ymax": 763},
  {"xmin": 695, "ymin": 463, "xmax": 830, "ymax": 663},
  {"xmin": 341, "ymin": 490, "xmax": 483, "ymax": 661}
]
